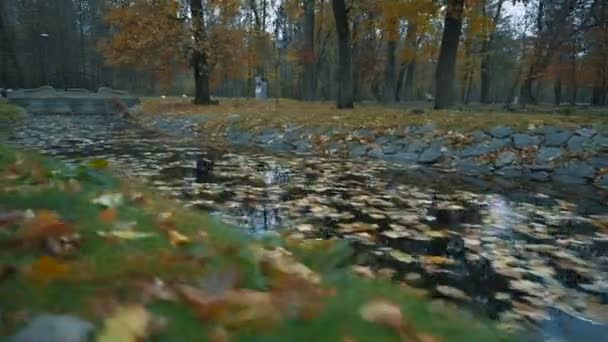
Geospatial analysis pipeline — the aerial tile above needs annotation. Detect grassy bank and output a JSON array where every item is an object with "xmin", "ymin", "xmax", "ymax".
[
  {"xmin": 141, "ymin": 97, "xmax": 608, "ymax": 133},
  {"xmin": 0, "ymin": 102, "xmax": 24, "ymax": 130},
  {"xmin": 0, "ymin": 145, "xmax": 510, "ymax": 341}
]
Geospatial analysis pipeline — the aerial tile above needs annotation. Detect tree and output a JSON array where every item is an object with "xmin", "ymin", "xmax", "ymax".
[
  {"xmin": 332, "ymin": 0, "xmax": 354, "ymax": 108},
  {"xmin": 479, "ymin": 0, "xmax": 505, "ymax": 103},
  {"xmin": 189, "ymin": 0, "xmax": 212, "ymax": 104},
  {"xmin": 434, "ymin": 0, "xmax": 465, "ymax": 109},
  {"xmin": 302, "ymin": 0, "xmax": 316, "ymax": 101}
]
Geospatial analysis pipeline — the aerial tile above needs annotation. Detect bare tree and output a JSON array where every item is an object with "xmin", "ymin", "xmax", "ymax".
[
  {"xmin": 332, "ymin": 0, "xmax": 354, "ymax": 108},
  {"xmin": 434, "ymin": 0, "xmax": 465, "ymax": 109}
]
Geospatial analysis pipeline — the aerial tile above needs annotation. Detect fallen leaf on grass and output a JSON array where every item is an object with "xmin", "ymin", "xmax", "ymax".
[
  {"xmin": 255, "ymin": 247, "xmax": 321, "ymax": 285},
  {"xmin": 26, "ymin": 256, "xmax": 70, "ymax": 283},
  {"xmin": 97, "ymin": 230, "xmax": 155, "ymax": 240},
  {"xmin": 167, "ymin": 230, "xmax": 190, "ymax": 246},
  {"xmin": 97, "ymin": 305, "xmax": 151, "ymax": 342},
  {"xmin": 99, "ymin": 208, "xmax": 118, "ymax": 223},
  {"xmin": 19, "ymin": 210, "xmax": 74, "ymax": 242},
  {"xmin": 89, "ymin": 159, "xmax": 109, "ymax": 169},
  {"xmin": 359, "ymin": 299, "xmax": 403, "ymax": 332},
  {"xmin": 92, "ymin": 193, "xmax": 124, "ymax": 208}
]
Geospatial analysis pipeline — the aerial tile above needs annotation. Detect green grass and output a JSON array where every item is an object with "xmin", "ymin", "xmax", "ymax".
[
  {"xmin": 0, "ymin": 102, "xmax": 24, "ymax": 124},
  {"xmin": 0, "ymin": 146, "xmax": 511, "ymax": 341}
]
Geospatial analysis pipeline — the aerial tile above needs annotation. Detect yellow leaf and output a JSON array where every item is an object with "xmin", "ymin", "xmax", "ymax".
[
  {"xmin": 168, "ymin": 230, "xmax": 190, "ymax": 246},
  {"xmin": 98, "ymin": 305, "xmax": 151, "ymax": 342},
  {"xmin": 97, "ymin": 230, "xmax": 155, "ymax": 240},
  {"xmin": 89, "ymin": 159, "xmax": 109, "ymax": 169},
  {"xmin": 359, "ymin": 299, "xmax": 403, "ymax": 332}
]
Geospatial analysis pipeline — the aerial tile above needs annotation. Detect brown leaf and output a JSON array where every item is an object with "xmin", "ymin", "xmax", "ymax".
[
  {"xmin": 167, "ymin": 230, "xmax": 190, "ymax": 246},
  {"xmin": 97, "ymin": 305, "xmax": 151, "ymax": 342},
  {"xmin": 99, "ymin": 208, "xmax": 118, "ymax": 223},
  {"xmin": 175, "ymin": 284, "xmax": 228, "ymax": 320},
  {"xmin": 26, "ymin": 256, "xmax": 70, "ymax": 283},
  {"xmin": 222, "ymin": 289, "xmax": 282, "ymax": 330},
  {"xmin": 19, "ymin": 210, "xmax": 74, "ymax": 243},
  {"xmin": 359, "ymin": 299, "xmax": 403, "ymax": 332}
]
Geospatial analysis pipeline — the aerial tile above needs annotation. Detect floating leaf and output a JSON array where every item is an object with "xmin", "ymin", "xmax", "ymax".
[
  {"xmin": 436, "ymin": 285, "xmax": 470, "ymax": 301},
  {"xmin": 389, "ymin": 250, "xmax": 416, "ymax": 264},
  {"xmin": 97, "ymin": 305, "xmax": 151, "ymax": 342}
]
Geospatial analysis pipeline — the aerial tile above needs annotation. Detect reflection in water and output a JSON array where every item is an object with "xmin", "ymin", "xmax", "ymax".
[{"xmin": 6, "ymin": 115, "xmax": 608, "ymax": 340}]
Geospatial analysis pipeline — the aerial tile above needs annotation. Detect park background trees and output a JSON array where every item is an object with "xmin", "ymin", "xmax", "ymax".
[{"xmin": 0, "ymin": 0, "xmax": 607, "ymax": 108}]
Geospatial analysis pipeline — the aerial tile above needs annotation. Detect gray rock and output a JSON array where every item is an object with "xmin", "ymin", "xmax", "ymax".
[
  {"xmin": 266, "ymin": 142, "xmax": 293, "ymax": 152},
  {"xmin": 536, "ymin": 147, "xmax": 563, "ymax": 163},
  {"xmin": 598, "ymin": 175, "xmax": 608, "ymax": 188},
  {"xmin": 419, "ymin": 144, "xmax": 443, "ymax": 164},
  {"xmin": 554, "ymin": 162, "xmax": 596, "ymax": 184},
  {"xmin": 460, "ymin": 144, "xmax": 491, "ymax": 158},
  {"xmin": 227, "ymin": 131, "xmax": 253, "ymax": 145},
  {"xmin": 496, "ymin": 151, "xmax": 518, "ymax": 168},
  {"xmin": 528, "ymin": 164, "xmax": 554, "ymax": 172},
  {"xmin": 497, "ymin": 166, "xmax": 523, "ymax": 178},
  {"xmin": 407, "ymin": 140, "xmax": 428, "ymax": 154},
  {"xmin": 374, "ymin": 136, "xmax": 391, "ymax": 145},
  {"xmin": 513, "ymin": 134, "xmax": 542, "ymax": 149},
  {"xmin": 455, "ymin": 159, "xmax": 492, "ymax": 175},
  {"xmin": 576, "ymin": 128, "xmax": 596, "ymax": 138},
  {"xmin": 592, "ymin": 134, "xmax": 608, "ymax": 149},
  {"xmin": 293, "ymin": 140, "xmax": 312, "ymax": 153},
  {"xmin": 490, "ymin": 125, "xmax": 514, "ymax": 138},
  {"xmin": 354, "ymin": 128, "xmax": 375, "ymax": 139},
  {"xmin": 350, "ymin": 144, "xmax": 369, "ymax": 157},
  {"xmin": 414, "ymin": 123, "xmax": 437, "ymax": 135},
  {"xmin": 534, "ymin": 125, "xmax": 561, "ymax": 136},
  {"xmin": 488, "ymin": 138, "xmax": 511, "ymax": 151},
  {"xmin": 227, "ymin": 114, "xmax": 241, "ymax": 122},
  {"xmin": 282, "ymin": 129, "xmax": 301, "ymax": 142},
  {"xmin": 368, "ymin": 147, "xmax": 384, "ymax": 159},
  {"xmin": 529, "ymin": 171, "xmax": 551, "ymax": 182},
  {"xmin": 255, "ymin": 133, "xmax": 280, "ymax": 144},
  {"xmin": 567, "ymin": 135, "xmax": 591, "ymax": 153},
  {"xmin": 544, "ymin": 131, "xmax": 571, "ymax": 147},
  {"xmin": 590, "ymin": 156, "xmax": 608, "ymax": 169},
  {"xmin": 393, "ymin": 138, "xmax": 409, "ymax": 147},
  {"xmin": 470, "ymin": 130, "xmax": 488, "ymax": 141},
  {"xmin": 382, "ymin": 144, "xmax": 399, "ymax": 155},
  {"xmin": 13, "ymin": 314, "xmax": 94, "ymax": 342},
  {"xmin": 384, "ymin": 152, "xmax": 419, "ymax": 163}
]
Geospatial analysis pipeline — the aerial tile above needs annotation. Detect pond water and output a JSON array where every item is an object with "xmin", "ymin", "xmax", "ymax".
[{"xmin": 5, "ymin": 115, "xmax": 608, "ymax": 341}]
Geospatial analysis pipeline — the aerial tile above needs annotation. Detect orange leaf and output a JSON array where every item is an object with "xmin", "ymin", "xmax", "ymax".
[
  {"xmin": 20, "ymin": 210, "xmax": 74, "ymax": 242},
  {"xmin": 26, "ymin": 256, "xmax": 70, "ymax": 283},
  {"xmin": 99, "ymin": 208, "xmax": 118, "ymax": 223}
]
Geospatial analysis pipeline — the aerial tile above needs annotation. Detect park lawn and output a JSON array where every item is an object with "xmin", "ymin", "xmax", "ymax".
[
  {"xmin": 140, "ymin": 97, "xmax": 608, "ymax": 133},
  {"xmin": 0, "ymin": 145, "xmax": 511, "ymax": 341}
]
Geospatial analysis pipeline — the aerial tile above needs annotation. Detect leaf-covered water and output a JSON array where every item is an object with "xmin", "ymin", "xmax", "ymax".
[{"xmin": 6, "ymin": 115, "xmax": 608, "ymax": 340}]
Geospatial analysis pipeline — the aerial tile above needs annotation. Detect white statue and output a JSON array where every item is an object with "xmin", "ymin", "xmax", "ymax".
[{"xmin": 255, "ymin": 76, "xmax": 268, "ymax": 100}]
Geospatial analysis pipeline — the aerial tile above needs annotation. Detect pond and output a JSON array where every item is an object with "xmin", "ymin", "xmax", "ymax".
[{"xmin": 5, "ymin": 115, "xmax": 608, "ymax": 341}]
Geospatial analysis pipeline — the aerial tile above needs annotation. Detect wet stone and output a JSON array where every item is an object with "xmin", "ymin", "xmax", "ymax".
[
  {"xmin": 414, "ymin": 123, "xmax": 437, "ymax": 135},
  {"xmin": 598, "ymin": 175, "xmax": 608, "ymax": 188},
  {"xmin": 266, "ymin": 142, "xmax": 293, "ymax": 153},
  {"xmin": 407, "ymin": 140, "xmax": 428, "ymax": 154},
  {"xmin": 513, "ymin": 134, "xmax": 542, "ymax": 149},
  {"xmin": 497, "ymin": 166, "xmax": 522, "ymax": 178},
  {"xmin": 254, "ymin": 133, "xmax": 280, "ymax": 144},
  {"xmin": 544, "ymin": 131, "xmax": 571, "ymax": 147},
  {"xmin": 384, "ymin": 152, "xmax": 419, "ymax": 164},
  {"xmin": 350, "ymin": 144, "xmax": 369, "ymax": 157},
  {"xmin": 488, "ymin": 138, "xmax": 511, "ymax": 151},
  {"xmin": 529, "ymin": 171, "xmax": 551, "ymax": 182},
  {"xmin": 227, "ymin": 131, "xmax": 253, "ymax": 145},
  {"xmin": 536, "ymin": 147, "xmax": 563, "ymax": 163},
  {"xmin": 293, "ymin": 140, "xmax": 312, "ymax": 153},
  {"xmin": 567, "ymin": 135, "xmax": 591, "ymax": 153},
  {"xmin": 576, "ymin": 128, "xmax": 597, "ymax": 138},
  {"xmin": 382, "ymin": 144, "xmax": 399, "ymax": 155},
  {"xmin": 354, "ymin": 128, "xmax": 375, "ymax": 139},
  {"xmin": 470, "ymin": 130, "xmax": 489, "ymax": 141},
  {"xmin": 496, "ymin": 151, "xmax": 518, "ymax": 168},
  {"xmin": 490, "ymin": 125, "xmax": 514, "ymax": 139},
  {"xmin": 460, "ymin": 144, "xmax": 491, "ymax": 158},
  {"xmin": 419, "ymin": 144, "xmax": 443, "ymax": 164},
  {"xmin": 455, "ymin": 159, "xmax": 492, "ymax": 175},
  {"xmin": 368, "ymin": 147, "xmax": 385, "ymax": 159},
  {"xmin": 590, "ymin": 156, "xmax": 608, "ymax": 169},
  {"xmin": 554, "ymin": 162, "xmax": 596, "ymax": 184}
]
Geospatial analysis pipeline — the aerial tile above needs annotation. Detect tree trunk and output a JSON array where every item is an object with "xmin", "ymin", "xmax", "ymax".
[
  {"xmin": 554, "ymin": 79, "xmax": 562, "ymax": 105},
  {"xmin": 383, "ymin": 40, "xmax": 397, "ymax": 103},
  {"xmin": 479, "ymin": 0, "xmax": 505, "ymax": 104},
  {"xmin": 302, "ymin": 0, "xmax": 316, "ymax": 101},
  {"xmin": 0, "ymin": 5, "xmax": 24, "ymax": 87},
  {"xmin": 403, "ymin": 60, "xmax": 417, "ymax": 101},
  {"xmin": 190, "ymin": 0, "xmax": 211, "ymax": 105},
  {"xmin": 331, "ymin": 0, "xmax": 353, "ymax": 109},
  {"xmin": 434, "ymin": 0, "xmax": 465, "ymax": 109},
  {"xmin": 395, "ymin": 63, "xmax": 406, "ymax": 102},
  {"xmin": 396, "ymin": 23, "xmax": 418, "ymax": 102}
]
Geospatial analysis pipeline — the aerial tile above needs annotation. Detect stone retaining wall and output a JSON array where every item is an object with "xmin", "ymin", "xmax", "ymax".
[{"xmin": 215, "ymin": 120, "xmax": 608, "ymax": 188}]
